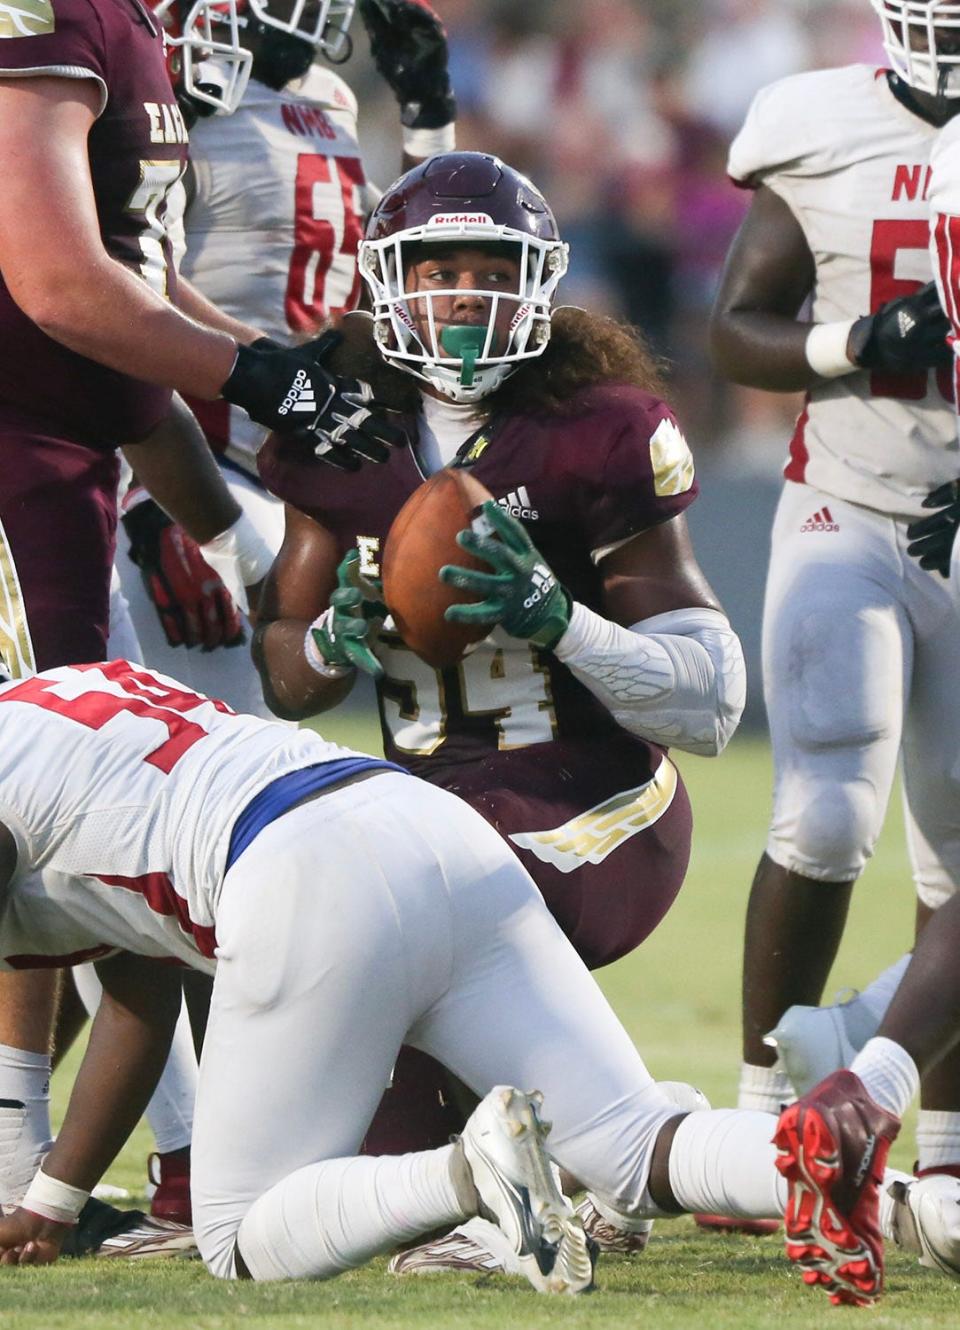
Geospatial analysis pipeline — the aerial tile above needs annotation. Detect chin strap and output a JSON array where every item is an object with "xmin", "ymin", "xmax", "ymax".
[{"xmin": 552, "ymin": 603, "xmax": 747, "ymax": 757}]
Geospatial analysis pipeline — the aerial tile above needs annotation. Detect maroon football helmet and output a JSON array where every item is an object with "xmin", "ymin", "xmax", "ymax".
[{"xmin": 358, "ymin": 152, "xmax": 569, "ymax": 401}]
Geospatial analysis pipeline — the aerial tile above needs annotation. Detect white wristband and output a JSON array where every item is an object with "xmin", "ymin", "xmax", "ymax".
[
  {"xmin": 200, "ymin": 511, "xmax": 277, "ymax": 615},
  {"xmin": 22, "ymin": 1166, "xmax": 90, "ymax": 1226},
  {"xmin": 303, "ymin": 616, "xmax": 354, "ymax": 680},
  {"xmin": 804, "ymin": 320, "xmax": 858, "ymax": 378},
  {"xmin": 402, "ymin": 122, "xmax": 456, "ymax": 158}
]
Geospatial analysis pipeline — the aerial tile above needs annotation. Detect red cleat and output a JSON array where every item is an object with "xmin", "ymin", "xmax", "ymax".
[
  {"xmin": 694, "ymin": 1213, "xmax": 780, "ymax": 1236},
  {"xmin": 773, "ymin": 1069, "xmax": 900, "ymax": 1307},
  {"xmin": 148, "ymin": 1147, "xmax": 191, "ymax": 1226}
]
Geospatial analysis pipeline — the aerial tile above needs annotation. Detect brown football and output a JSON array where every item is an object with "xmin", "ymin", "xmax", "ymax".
[{"xmin": 382, "ymin": 469, "xmax": 495, "ymax": 668}]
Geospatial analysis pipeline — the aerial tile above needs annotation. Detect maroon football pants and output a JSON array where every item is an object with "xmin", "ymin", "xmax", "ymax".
[{"xmin": 0, "ymin": 425, "xmax": 119, "ymax": 675}]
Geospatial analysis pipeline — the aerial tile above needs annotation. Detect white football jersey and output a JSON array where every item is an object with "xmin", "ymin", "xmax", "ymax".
[
  {"xmin": 729, "ymin": 65, "xmax": 960, "ymax": 518},
  {"xmin": 182, "ymin": 68, "xmax": 379, "ymax": 472},
  {"xmin": 0, "ymin": 662, "xmax": 367, "ymax": 967}
]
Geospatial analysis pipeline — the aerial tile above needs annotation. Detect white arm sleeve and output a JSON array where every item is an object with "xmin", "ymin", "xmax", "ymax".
[{"xmin": 552, "ymin": 602, "xmax": 746, "ymax": 757}]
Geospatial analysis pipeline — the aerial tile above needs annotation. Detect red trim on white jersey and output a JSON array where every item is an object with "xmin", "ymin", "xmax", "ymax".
[
  {"xmin": 784, "ymin": 399, "xmax": 810, "ymax": 483},
  {"xmin": 4, "ymin": 944, "xmax": 114, "ymax": 970},
  {"xmin": 933, "ymin": 211, "xmax": 960, "ymax": 407},
  {"xmin": 94, "ymin": 872, "xmax": 218, "ymax": 958}
]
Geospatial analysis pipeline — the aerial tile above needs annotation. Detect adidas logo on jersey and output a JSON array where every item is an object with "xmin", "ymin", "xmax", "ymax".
[
  {"xmin": 800, "ymin": 506, "xmax": 839, "ymax": 533},
  {"xmin": 278, "ymin": 370, "xmax": 317, "ymax": 416},
  {"xmin": 497, "ymin": 486, "xmax": 539, "ymax": 520}
]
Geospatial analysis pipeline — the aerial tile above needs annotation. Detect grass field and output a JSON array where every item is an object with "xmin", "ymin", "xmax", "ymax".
[{"xmin": 3, "ymin": 722, "xmax": 955, "ymax": 1327}]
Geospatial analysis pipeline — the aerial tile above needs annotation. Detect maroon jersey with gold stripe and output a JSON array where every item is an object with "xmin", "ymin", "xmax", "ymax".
[
  {"xmin": 261, "ymin": 382, "xmax": 698, "ymax": 774},
  {"xmin": 0, "ymin": 0, "xmax": 187, "ymax": 445},
  {"xmin": 261, "ymin": 381, "xmax": 698, "ymax": 967}
]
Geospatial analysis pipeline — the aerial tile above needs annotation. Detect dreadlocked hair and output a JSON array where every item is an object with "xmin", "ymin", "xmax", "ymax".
[{"xmin": 327, "ymin": 307, "xmax": 668, "ymax": 418}]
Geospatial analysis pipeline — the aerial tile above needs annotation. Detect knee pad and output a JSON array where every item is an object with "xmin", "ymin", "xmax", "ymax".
[{"xmin": 769, "ymin": 782, "xmax": 879, "ymax": 881}]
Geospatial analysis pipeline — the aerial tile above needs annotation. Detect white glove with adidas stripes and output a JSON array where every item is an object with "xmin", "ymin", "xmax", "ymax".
[{"xmin": 221, "ymin": 331, "xmax": 408, "ymax": 472}]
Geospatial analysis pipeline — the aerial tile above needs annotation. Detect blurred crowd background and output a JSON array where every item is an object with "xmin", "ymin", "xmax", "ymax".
[{"xmin": 351, "ymin": 0, "xmax": 884, "ymax": 469}]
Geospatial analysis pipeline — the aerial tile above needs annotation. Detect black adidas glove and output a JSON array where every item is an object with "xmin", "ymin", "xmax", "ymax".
[
  {"xmin": 221, "ymin": 332, "xmax": 407, "ymax": 471},
  {"xmin": 358, "ymin": 0, "xmax": 456, "ymax": 130},
  {"xmin": 906, "ymin": 479, "xmax": 960, "ymax": 577},
  {"xmin": 848, "ymin": 281, "xmax": 952, "ymax": 373}
]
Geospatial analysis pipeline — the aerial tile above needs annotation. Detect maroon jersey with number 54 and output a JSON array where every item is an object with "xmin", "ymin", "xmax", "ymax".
[
  {"xmin": 260, "ymin": 382, "xmax": 698, "ymax": 773},
  {"xmin": 0, "ymin": 0, "xmax": 188, "ymax": 446},
  {"xmin": 261, "ymin": 382, "xmax": 699, "ymax": 965}
]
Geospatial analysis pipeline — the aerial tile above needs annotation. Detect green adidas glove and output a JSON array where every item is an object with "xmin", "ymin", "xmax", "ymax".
[
  {"xmin": 308, "ymin": 550, "xmax": 386, "ymax": 678},
  {"xmin": 440, "ymin": 500, "xmax": 571, "ymax": 649}
]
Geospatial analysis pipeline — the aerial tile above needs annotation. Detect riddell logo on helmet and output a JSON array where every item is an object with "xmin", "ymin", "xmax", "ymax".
[
  {"xmin": 800, "ymin": 507, "xmax": 839, "ymax": 533},
  {"xmin": 508, "ymin": 303, "xmax": 533, "ymax": 333},
  {"xmin": 427, "ymin": 213, "xmax": 495, "ymax": 227}
]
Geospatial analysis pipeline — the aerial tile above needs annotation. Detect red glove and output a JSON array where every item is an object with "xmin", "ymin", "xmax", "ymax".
[{"xmin": 121, "ymin": 494, "xmax": 245, "ymax": 650}]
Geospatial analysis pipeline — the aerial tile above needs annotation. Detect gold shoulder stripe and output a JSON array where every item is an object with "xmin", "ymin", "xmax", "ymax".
[
  {"xmin": 0, "ymin": 1, "xmax": 54, "ymax": 38},
  {"xmin": 508, "ymin": 759, "xmax": 678, "ymax": 873},
  {"xmin": 650, "ymin": 416, "xmax": 695, "ymax": 498},
  {"xmin": 0, "ymin": 516, "xmax": 36, "ymax": 679}
]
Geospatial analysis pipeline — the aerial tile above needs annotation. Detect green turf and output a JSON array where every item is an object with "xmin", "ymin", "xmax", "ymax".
[{"xmin": 12, "ymin": 726, "xmax": 946, "ymax": 1328}]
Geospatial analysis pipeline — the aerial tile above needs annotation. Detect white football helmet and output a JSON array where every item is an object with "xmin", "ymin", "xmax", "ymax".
[
  {"xmin": 246, "ymin": 0, "xmax": 356, "ymax": 61},
  {"xmin": 359, "ymin": 153, "xmax": 569, "ymax": 403},
  {"xmin": 152, "ymin": 1, "xmax": 253, "ymax": 115},
  {"xmin": 872, "ymin": 0, "xmax": 960, "ymax": 97}
]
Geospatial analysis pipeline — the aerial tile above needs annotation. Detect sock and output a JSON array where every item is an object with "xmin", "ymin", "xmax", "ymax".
[
  {"xmin": 0, "ymin": 1043, "xmax": 53, "ymax": 1206},
  {"xmin": 234, "ymin": 1144, "xmax": 471, "ymax": 1281},
  {"xmin": 917, "ymin": 1110, "xmax": 960, "ymax": 1172},
  {"xmin": 849, "ymin": 1037, "xmax": 919, "ymax": 1120},
  {"xmin": 738, "ymin": 1062, "xmax": 793, "ymax": 1114},
  {"xmin": 73, "ymin": 963, "xmax": 196, "ymax": 1154},
  {"xmin": 839, "ymin": 954, "xmax": 912, "ymax": 1048},
  {"xmin": 665, "ymin": 1109, "xmax": 785, "ymax": 1220}
]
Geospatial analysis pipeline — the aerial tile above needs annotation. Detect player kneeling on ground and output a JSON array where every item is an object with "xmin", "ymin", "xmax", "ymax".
[
  {"xmin": 252, "ymin": 151, "xmax": 747, "ymax": 1265},
  {"xmin": 0, "ymin": 660, "xmax": 805, "ymax": 1288}
]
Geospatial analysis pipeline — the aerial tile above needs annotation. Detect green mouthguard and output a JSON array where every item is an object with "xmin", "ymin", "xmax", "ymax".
[{"xmin": 440, "ymin": 325, "xmax": 487, "ymax": 387}]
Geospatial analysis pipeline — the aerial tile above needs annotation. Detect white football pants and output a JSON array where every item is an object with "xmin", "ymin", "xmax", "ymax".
[
  {"xmin": 192, "ymin": 773, "xmax": 780, "ymax": 1279},
  {"xmin": 763, "ymin": 483, "xmax": 960, "ymax": 906},
  {"xmin": 110, "ymin": 467, "xmax": 285, "ymax": 719}
]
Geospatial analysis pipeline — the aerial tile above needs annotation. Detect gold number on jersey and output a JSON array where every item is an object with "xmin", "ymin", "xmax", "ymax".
[
  {"xmin": 125, "ymin": 160, "xmax": 187, "ymax": 298},
  {"xmin": 376, "ymin": 630, "xmax": 557, "ymax": 756}
]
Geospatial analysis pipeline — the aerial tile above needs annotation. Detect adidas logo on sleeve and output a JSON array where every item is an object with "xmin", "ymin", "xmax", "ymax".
[
  {"xmin": 496, "ymin": 486, "xmax": 539, "ymax": 520},
  {"xmin": 800, "ymin": 506, "xmax": 839, "ymax": 533}
]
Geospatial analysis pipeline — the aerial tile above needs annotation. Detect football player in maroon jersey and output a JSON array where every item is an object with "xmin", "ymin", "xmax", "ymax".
[{"xmin": 253, "ymin": 151, "xmax": 748, "ymax": 1268}]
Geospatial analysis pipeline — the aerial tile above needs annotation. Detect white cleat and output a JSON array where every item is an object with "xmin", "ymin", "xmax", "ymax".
[
  {"xmin": 459, "ymin": 1086, "xmax": 594, "ymax": 1295},
  {"xmin": 889, "ymin": 1174, "xmax": 960, "ymax": 1279},
  {"xmin": 763, "ymin": 1000, "xmax": 862, "ymax": 1096}
]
